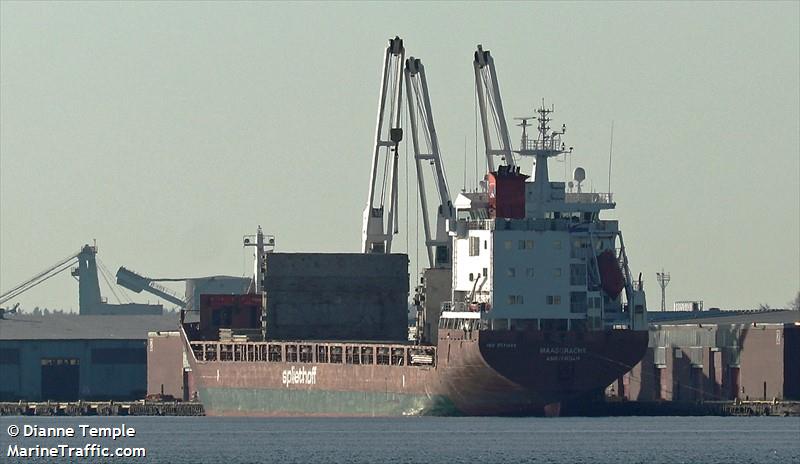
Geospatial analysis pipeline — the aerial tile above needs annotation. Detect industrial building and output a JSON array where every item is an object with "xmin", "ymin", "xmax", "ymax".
[
  {"xmin": 611, "ymin": 310, "xmax": 800, "ymax": 402},
  {"xmin": 0, "ymin": 314, "xmax": 176, "ymax": 401}
]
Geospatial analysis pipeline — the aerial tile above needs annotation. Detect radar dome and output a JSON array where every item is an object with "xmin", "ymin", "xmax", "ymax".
[{"xmin": 573, "ymin": 167, "xmax": 586, "ymax": 183}]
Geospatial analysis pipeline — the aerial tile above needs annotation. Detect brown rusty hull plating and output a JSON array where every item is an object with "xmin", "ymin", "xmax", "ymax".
[{"xmin": 183, "ymin": 326, "xmax": 648, "ymax": 416}]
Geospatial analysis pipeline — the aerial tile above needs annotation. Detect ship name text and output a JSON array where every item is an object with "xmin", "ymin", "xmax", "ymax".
[
  {"xmin": 485, "ymin": 343, "xmax": 517, "ymax": 349},
  {"xmin": 540, "ymin": 347, "xmax": 587, "ymax": 362},
  {"xmin": 282, "ymin": 366, "xmax": 318, "ymax": 387}
]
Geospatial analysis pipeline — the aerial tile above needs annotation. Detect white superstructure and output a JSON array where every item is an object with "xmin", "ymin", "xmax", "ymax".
[{"xmin": 444, "ymin": 46, "xmax": 647, "ymax": 332}]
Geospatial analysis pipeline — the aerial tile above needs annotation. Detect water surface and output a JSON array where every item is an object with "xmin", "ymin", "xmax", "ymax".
[{"xmin": 1, "ymin": 416, "xmax": 797, "ymax": 463}]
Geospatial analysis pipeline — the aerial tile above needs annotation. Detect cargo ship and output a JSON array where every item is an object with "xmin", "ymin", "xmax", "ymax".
[{"xmin": 180, "ymin": 39, "xmax": 649, "ymax": 416}]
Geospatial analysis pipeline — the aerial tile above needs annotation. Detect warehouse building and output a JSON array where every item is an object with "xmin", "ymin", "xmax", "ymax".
[
  {"xmin": 611, "ymin": 310, "xmax": 800, "ymax": 402},
  {"xmin": 0, "ymin": 314, "xmax": 177, "ymax": 401}
]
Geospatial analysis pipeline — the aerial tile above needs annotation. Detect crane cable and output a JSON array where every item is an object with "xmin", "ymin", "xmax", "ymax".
[
  {"xmin": 98, "ymin": 258, "xmax": 134, "ymax": 304},
  {"xmin": 96, "ymin": 258, "xmax": 122, "ymax": 305},
  {"xmin": 411, "ymin": 76, "xmax": 447, "ymax": 206},
  {"xmin": 0, "ymin": 260, "xmax": 75, "ymax": 305},
  {"xmin": 0, "ymin": 249, "xmax": 81, "ymax": 301}
]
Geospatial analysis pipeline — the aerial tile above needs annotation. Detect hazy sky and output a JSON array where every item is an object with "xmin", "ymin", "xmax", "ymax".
[{"xmin": 1, "ymin": 2, "xmax": 798, "ymax": 312}]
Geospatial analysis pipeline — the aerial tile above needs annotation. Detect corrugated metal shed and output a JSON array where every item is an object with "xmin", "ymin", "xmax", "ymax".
[
  {"xmin": 0, "ymin": 314, "xmax": 178, "ymax": 340},
  {"xmin": 649, "ymin": 309, "xmax": 800, "ymax": 326}
]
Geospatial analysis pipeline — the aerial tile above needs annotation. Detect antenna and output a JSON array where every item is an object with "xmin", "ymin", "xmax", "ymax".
[
  {"xmin": 656, "ymin": 268, "xmax": 671, "ymax": 312},
  {"xmin": 607, "ymin": 121, "xmax": 614, "ymax": 196},
  {"xmin": 573, "ymin": 167, "xmax": 586, "ymax": 193},
  {"xmin": 463, "ymin": 136, "xmax": 467, "ymax": 192}
]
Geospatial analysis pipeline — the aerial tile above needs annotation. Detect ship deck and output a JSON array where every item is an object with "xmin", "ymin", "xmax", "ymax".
[{"xmin": 183, "ymin": 323, "xmax": 437, "ymax": 368}]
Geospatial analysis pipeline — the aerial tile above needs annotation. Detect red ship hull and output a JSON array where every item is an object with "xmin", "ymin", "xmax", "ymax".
[{"xmin": 182, "ymin": 324, "xmax": 648, "ymax": 416}]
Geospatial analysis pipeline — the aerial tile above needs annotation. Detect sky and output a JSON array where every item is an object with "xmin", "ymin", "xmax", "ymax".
[{"xmin": 1, "ymin": 2, "xmax": 798, "ymax": 312}]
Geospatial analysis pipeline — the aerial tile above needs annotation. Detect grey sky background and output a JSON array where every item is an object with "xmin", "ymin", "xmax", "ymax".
[{"xmin": 1, "ymin": 2, "xmax": 798, "ymax": 312}]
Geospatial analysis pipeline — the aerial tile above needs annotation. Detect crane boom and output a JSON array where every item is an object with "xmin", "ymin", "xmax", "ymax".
[
  {"xmin": 473, "ymin": 45, "xmax": 514, "ymax": 171},
  {"xmin": 0, "ymin": 249, "xmax": 81, "ymax": 305},
  {"xmin": 115, "ymin": 267, "xmax": 187, "ymax": 308},
  {"xmin": 404, "ymin": 56, "xmax": 453, "ymax": 268},
  {"xmin": 362, "ymin": 36, "xmax": 405, "ymax": 254}
]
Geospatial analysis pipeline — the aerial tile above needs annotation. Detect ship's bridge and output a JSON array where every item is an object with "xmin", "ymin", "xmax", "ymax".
[
  {"xmin": 565, "ymin": 192, "xmax": 613, "ymax": 205},
  {"xmin": 525, "ymin": 181, "xmax": 615, "ymax": 218}
]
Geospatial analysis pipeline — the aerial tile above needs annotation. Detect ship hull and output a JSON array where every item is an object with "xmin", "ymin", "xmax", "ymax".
[{"xmin": 182, "ymin": 326, "xmax": 647, "ymax": 416}]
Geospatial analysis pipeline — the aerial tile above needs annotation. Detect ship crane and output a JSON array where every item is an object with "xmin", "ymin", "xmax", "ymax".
[
  {"xmin": 473, "ymin": 45, "xmax": 515, "ymax": 171},
  {"xmin": 115, "ymin": 267, "xmax": 188, "ymax": 308},
  {"xmin": 404, "ymin": 56, "xmax": 454, "ymax": 268},
  {"xmin": 362, "ymin": 36, "xmax": 405, "ymax": 255}
]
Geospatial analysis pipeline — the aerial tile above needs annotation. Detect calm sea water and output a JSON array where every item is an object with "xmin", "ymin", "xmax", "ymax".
[{"xmin": 1, "ymin": 416, "xmax": 797, "ymax": 464}]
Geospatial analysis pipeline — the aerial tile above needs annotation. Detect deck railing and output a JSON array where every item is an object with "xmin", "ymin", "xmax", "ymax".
[
  {"xmin": 189, "ymin": 339, "xmax": 436, "ymax": 368},
  {"xmin": 565, "ymin": 192, "xmax": 613, "ymax": 204}
]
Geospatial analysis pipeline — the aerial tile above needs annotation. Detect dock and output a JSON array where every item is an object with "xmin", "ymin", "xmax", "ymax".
[
  {"xmin": 0, "ymin": 401, "xmax": 205, "ymax": 416},
  {"xmin": 563, "ymin": 400, "xmax": 800, "ymax": 417}
]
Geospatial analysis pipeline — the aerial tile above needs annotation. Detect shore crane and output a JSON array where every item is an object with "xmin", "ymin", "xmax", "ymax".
[{"xmin": 0, "ymin": 244, "xmax": 162, "ymax": 315}]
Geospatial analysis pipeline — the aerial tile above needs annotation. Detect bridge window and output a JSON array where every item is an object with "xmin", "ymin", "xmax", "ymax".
[
  {"xmin": 570, "ymin": 264, "xmax": 587, "ymax": 286},
  {"xmin": 570, "ymin": 292, "xmax": 588, "ymax": 313},
  {"xmin": 469, "ymin": 237, "xmax": 480, "ymax": 256},
  {"xmin": 546, "ymin": 295, "xmax": 562, "ymax": 305}
]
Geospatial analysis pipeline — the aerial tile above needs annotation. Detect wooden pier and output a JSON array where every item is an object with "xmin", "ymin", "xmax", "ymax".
[
  {"xmin": 0, "ymin": 401, "xmax": 205, "ymax": 416},
  {"xmin": 563, "ymin": 399, "xmax": 800, "ymax": 417}
]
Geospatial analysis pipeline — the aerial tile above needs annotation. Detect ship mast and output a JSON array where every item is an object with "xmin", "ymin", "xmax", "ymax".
[
  {"xmin": 243, "ymin": 226, "xmax": 275, "ymax": 293},
  {"xmin": 516, "ymin": 102, "xmax": 572, "ymax": 218}
]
